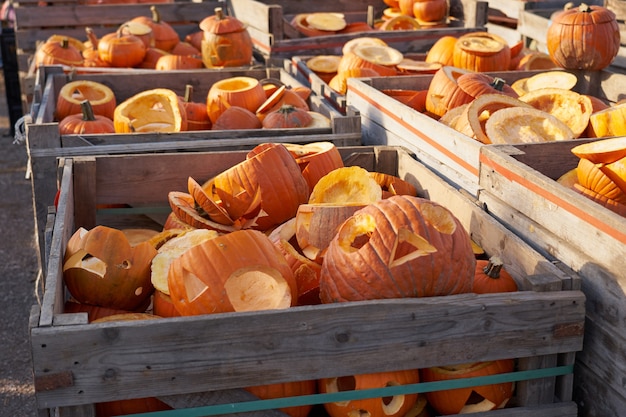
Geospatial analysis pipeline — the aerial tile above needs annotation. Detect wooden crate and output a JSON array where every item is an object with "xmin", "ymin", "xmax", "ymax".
[
  {"xmin": 12, "ymin": 1, "xmax": 225, "ymax": 111},
  {"xmin": 32, "ymin": 145, "xmax": 584, "ymax": 416},
  {"xmin": 518, "ymin": 1, "xmax": 626, "ymax": 69},
  {"xmin": 478, "ymin": 140, "xmax": 626, "ymax": 417},
  {"xmin": 27, "ymin": 64, "xmax": 361, "ymax": 277},
  {"xmin": 226, "ymin": 0, "xmax": 488, "ymax": 60},
  {"xmin": 346, "ymin": 68, "xmax": 626, "ymax": 196}
]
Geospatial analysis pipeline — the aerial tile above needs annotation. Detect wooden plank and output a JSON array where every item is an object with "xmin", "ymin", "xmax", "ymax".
[{"xmin": 31, "ymin": 291, "xmax": 584, "ymax": 408}]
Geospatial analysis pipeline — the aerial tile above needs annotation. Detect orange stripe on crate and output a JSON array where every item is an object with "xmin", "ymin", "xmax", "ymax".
[
  {"xmin": 352, "ymin": 87, "xmax": 478, "ymax": 177},
  {"xmin": 480, "ymin": 153, "xmax": 626, "ymax": 245}
]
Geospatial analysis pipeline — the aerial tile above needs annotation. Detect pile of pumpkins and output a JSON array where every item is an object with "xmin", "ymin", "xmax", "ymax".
[
  {"xmin": 55, "ymin": 76, "xmax": 327, "ymax": 134},
  {"xmin": 558, "ymin": 137, "xmax": 626, "ymax": 218},
  {"xmin": 63, "ymin": 141, "xmax": 520, "ymax": 417},
  {"xmin": 34, "ymin": 6, "xmax": 254, "ymax": 72}
]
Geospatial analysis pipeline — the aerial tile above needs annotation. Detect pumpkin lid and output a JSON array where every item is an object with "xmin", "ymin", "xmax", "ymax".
[{"xmin": 200, "ymin": 7, "xmax": 247, "ymax": 34}]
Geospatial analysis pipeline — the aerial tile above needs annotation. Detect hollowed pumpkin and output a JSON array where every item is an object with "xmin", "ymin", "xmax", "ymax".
[
  {"xmin": 113, "ymin": 88, "xmax": 187, "ymax": 133},
  {"xmin": 453, "ymin": 32, "xmax": 511, "ymax": 72},
  {"xmin": 63, "ymin": 226, "xmax": 158, "ymax": 311},
  {"xmin": 167, "ymin": 229, "xmax": 298, "ymax": 315},
  {"xmin": 56, "ymin": 80, "xmax": 116, "ymax": 121},
  {"xmin": 206, "ymin": 76, "xmax": 267, "ymax": 123},
  {"xmin": 319, "ymin": 369, "xmax": 421, "ymax": 417},
  {"xmin": 284, "ymin": 141, "xmax": 345, "ymax": 191},
  {"xmin": 319, "ymin": 195, "xmax": 475, "ymax": 303},
  {"xmin": 421, "ymin": 360, "xmax": 515, "ymax": 415}
]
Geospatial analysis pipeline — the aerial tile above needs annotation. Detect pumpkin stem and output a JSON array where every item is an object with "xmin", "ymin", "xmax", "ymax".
[
  {"xmin": 214, "ymin": 7, "xmax": 224, "ymax": 20},
  {"xmin": 85, "ymin": 27, "xmax": 99, "ymax": 49},
  {"xmin": 150, "ymin": 5, "xmax": 163, "ymax": 23},
  {"xmin": 80, "ymin": 100, "xmax": 97, "ymax": 122},
  {"xmin": 578, "ymin": 3, "xmax": 590, "ymax": 13},
  {"xmin": 490, "ymin": 77, "xmax": 506, "ymax": 91},
  {"xmin": 184, "ymin": 84, "xmax": 194, "ymax": 103},
  {"xmin": 483, "ymin": 255, "xmax": 504, "ymax": 278}
]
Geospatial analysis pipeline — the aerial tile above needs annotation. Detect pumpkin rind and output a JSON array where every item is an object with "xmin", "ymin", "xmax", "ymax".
[
  {"xmin": 547, "ymin": 3, "xmax": 620, "ymax": 70},
  {"xmin": 114, "ymin": 88, "xmax": 187, "ymax": 133},
  {"xmin": 56, "ymin": 80, "xmax": 116, "ymax": 121},
  {"xmin": 319, "ymin": 195, "xmax": 475, "ymax": 302},
  {"xmin": 200, "ymin": 7, "xmax": 253, "ymax": 68},
  {"xmin": 167, "ymin": 229, "xmax": 298, "ymax": 315}
]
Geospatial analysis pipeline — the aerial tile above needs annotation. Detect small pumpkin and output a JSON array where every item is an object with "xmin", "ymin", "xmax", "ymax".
[
  {"xmin": 34, "ymin": 37, "xmax": 84, "ymax": 69},
  {"xmin": 98, "ymin": 25, "xmax": 147, "ymax": 67},
  {"xmin": 58, "ymin": 100, "xmax": 116, "ymax": 135},
  {"xmin": 547, "ymin": 3, "xmax": 620, "ymax": 70},
  {"xmin": 212, "ymin": 106, "xmax": 262, "ymax": 130},
  {"xmin": 63, "ymin": 226, "xmax": 158, "ymax": 311},
  {"xmin": 180, "ymin": 84, "xmax": 212, "ymax": 131},
  {"xmin": 262, "ymin": 104, "xmax": 313, "ymax": 129},
  {"xmin": 206, "ymin": 76, "xmax": 267, "ymax": 123},
  {"xmin": 130, "ymin": 5, "xmax": 180, "ymax": 52},
  {"xmin": 412, "ymin": 0, "xmax": 448, "ymax": 23},
  {"xmin": 425, "ymin": 35, "xmax": 457, "ymax": 66},
  {"xmin": 453, "ymin": 32, "xmax": 511, "ymax": 72},
  {"xmin": 56, "ymin": 80, "xmax": 116, "ymax": 121},
  {"xmin": 473, "ymin": 256, "xmax": 518, "ymax": 293},
  {"xmin": 319, "ymin": 369, "xmax": 421, "ymax": 417},
  {"xmin": 199, "ymin": 7, "xmax": 253, "ymax": 68},
  {"xmin": 421, "ymin": 360, "xmax": 515, "ymax": 415}
]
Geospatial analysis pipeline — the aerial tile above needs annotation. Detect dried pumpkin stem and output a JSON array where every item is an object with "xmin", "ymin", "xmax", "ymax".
[
  {"xmin": 490, "ymin": 77, "xmax": 506, "ymax": 91},
  {"xmin": 483, "ymin": 255, "xmax": 504, "ymax": 278},
  {"xmin": 79, "ymin": 100, "xmax": 96, "ymax": 121}
]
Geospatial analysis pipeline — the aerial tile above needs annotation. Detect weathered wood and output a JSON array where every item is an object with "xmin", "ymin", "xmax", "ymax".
[
  {"xmin": 478, "ymin": 140, "xmax": 626, "ymax": 417},
  {"xmin": 228, "ymin": 0, "xmax": 487, "ymax": 59},
  {"xmin": 347, "ymin": 69, "xmax": 626, "ymax": 196}
]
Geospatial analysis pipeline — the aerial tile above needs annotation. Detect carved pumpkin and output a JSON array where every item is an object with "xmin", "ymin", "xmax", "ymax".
[
  {"xmin": 209, "ymin": 142, "xmax": 310, "ymax": 230},
  {"xmin": 319, "ymin": 195, "xmax": 475, "ymax": 303},
  {"xmin": 576, "ymin": 157, "xmax": 626, "ymax": 203},
  {"xmin": 484, "ymin": 107, "xmax": 575, "ymax": 144},
  {"xmin": 256, "ymin": 85, "xmax": 310, "ymax": 122},
  {"xmin": 63, "ymin": 226, "xmax": 158, "ymax": 311},
  {"xmin": 283, "ymin": 141, "xmax": 345, "ymax": 191},
  {"xmin": 268, "ymin": 218, "xmax": 323, "ymax": 306},
  {"xmin": 421, "ymin": 360, "xmax": 515, "ymax": 415},
  {"xmin": 167, "ymin": 229, "xmax": 298, "ymax": 316},
  {"xmin": 453, "ymin": 32, "xmax": 511, "ymax": 72},
  {"xmin": 206, "ymin": 76, "xmax": 267, "ymax": 123},
  {"xmin": 98, "ymin": 26, "xmax": 147, "ymax": 68},
  {"xmin": 319, "ymin": 369, "xmax": 421, "ymax": 417},
  {"xmin": 114, "ymin": 88, "xmax": 187, "ymax": 133},
  {"xmin": 200, "ymin": 7, "xmax": 253, "ymax": 68},
  {"xmin": 425, "ymin": 67, "xmax": 517, "ymax": 118},
  {"xmin": 130, "ymin": 5, "xmax": 180, "ymax": 52},
  {"xmin": 585, "ymin": 101, "xmax": 626, "ymax": 138},
  {"xmin": 547, "ymin": 3, "xmax": 620, "ymax": 70},
  {"xmin": 56, "ymin": 80, "xmax": 116, "ymax": 121},
  {"xmin": 473, "ymin": 256, "xmax": 518, "ymax": 293},
  {"xmin": 246, "ymin": 380, "xmax": 318, "ymax": 417},
  {"xmin": 58, "ymin": 100, "xmax": 116, "ymax": 135}
]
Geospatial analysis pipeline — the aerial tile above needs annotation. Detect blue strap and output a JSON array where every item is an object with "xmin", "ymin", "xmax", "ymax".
[{"xmin": 126, "ymin": 365, "xmax": 574, "ymax": 417}]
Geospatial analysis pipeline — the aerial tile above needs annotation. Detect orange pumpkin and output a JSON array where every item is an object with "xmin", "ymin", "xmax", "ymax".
[
  {"xmin": 425, "ymin": 35, "xmax": 457, "ymax": 66},
  {"xmin": 212, "ymin": 106, "xmax": 262, "ymax": 130},
  {"xmin": 262, "ymin": 105, "xmax": 313, "ymax": 129},
  {"xmin": 576, "ymin": 157, "xmax": 626, "ymax": 203},
  {"xmin": 58, "ymin": 100, "xmax": 115, "ymax": 135},
  {"xmin": 206, "ymin": 76, "xmax": 267, "ymax": 123},
  {"xmin": 130, "ymin": 5, "xmax": 180, "ymax": 52},
  {"xmin": 421, "ymin": 360, "xmax": 515, "ymax": 415},
  {"xmin": 199, "ymin": 7, "xmax": 253, "ymax": 68},
  {"xmin": 63, "ymin": 226, "xmax": 158, "ymax": 311},
  {"xmin": 180, "ymin": 84, "xmax": 212, "ymax": 131},
  {"xmin": 413, "ymin": 0, "xmax": 448, "ymax": 23},
  {"xmin": 319, "ymin": 195, "xmax": 475, "ymax": 302},
  {"xmin": 453, "ymin": 32, "xmax": 511, "ymax": 72},
  {"xmin": 547, "ymin": 3, "xmax": 620, "ymax": 70},
  {"xmin": 284, "ymin": 141, "xmax": 345, "ymax": 191},
  {"xmin": 319, "ymin": 369, "xmax": 421, "ymax": 417},
  {"xmin": 34, "ymin": 37, "xmax": 84, "ymax": 69},
  {"xmin": 167, "ymin": 229, "xmax": 298, "ymax": 315},
  {"xmin": 98, "ymin": 26, "xmax": 147, "ymax": 67},
  {"xmin": 473, "ymin": 256, "xmax": 518, "ymax": 294},
  {"xmin": 155, "ymin": 54, "xmax": 204, "ymax": 70},
  {"xmin": 55, "ymin": 80, "xmax": 116, "ymax": 121},
  {"xmin": 246, "ymin": 380, "xmax": 318, "ymax": 417}
]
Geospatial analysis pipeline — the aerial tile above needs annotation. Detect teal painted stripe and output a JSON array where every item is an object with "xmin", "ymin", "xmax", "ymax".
[{"xmin": 125, "ymin": 365, "xmax": 574, "ymax": 417}]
